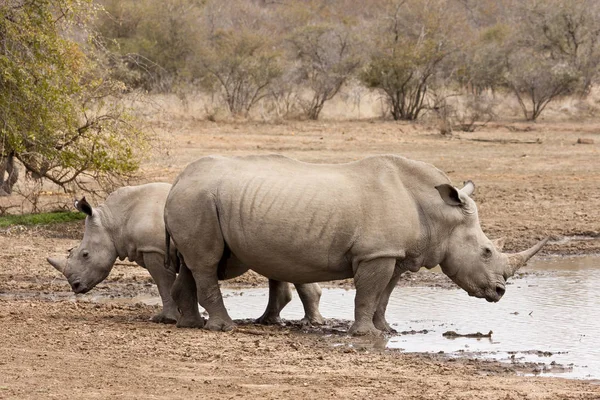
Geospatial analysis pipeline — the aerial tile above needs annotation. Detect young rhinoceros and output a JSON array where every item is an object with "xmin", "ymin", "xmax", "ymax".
[{"xmin": 47, "ymin": 183, "xmax": 324, "ymax": 325}]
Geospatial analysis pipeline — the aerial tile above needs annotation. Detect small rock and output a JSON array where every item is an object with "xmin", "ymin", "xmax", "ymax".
[{"xmin": 577, "ymin": 138, "xmax": 594, "ymax": 144}]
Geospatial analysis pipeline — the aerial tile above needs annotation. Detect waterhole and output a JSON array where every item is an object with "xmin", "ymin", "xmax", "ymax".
[{"xmin": 217, "ymin": 256, "xmax": 600, "ymax": 380}]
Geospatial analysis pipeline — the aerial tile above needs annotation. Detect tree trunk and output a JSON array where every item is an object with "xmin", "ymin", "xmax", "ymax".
[{"xmin": 0, "ymin": 154, "xmax": 19, "ymax": 196}]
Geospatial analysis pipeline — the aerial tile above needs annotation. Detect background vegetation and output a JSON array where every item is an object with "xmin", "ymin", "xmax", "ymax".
[
  {"xmin": 1, "ymin": 0, "xmax": 600, "ymax": 202},
  {"xmin": 97, "ymin": 0, "xmax": 600, "ymax": 123}
]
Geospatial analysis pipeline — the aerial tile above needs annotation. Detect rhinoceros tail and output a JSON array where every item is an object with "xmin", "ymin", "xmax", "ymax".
[
  {"xmin": 217, "ymin": 242, "xmax": 231, "ymax": 280},
  {"xmin": 174, "ymin": 251, "xmax": 182, "ymax": 273},
  {"xmin": 164, "ymin": 229, "xmax": 180, "ymax": 272},
  {"xmin": 164, "ymin": 229, "xmax": 171, "ymax": 270}
]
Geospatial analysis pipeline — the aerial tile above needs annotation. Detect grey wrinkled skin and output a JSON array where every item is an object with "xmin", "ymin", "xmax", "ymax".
[
  {"xmin": 47, "ymin": 183, "xmax": 324, "ymax": 326},
  {"xmin": 164, "ymin": 154, "xmax": 547, "ymax": 335}
]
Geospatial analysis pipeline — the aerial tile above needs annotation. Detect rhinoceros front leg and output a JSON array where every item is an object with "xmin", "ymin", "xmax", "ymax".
[
  {"xmin": 372, "ymin": 267, "xmax": 404, "ymax": 333},
  {"xmin": 144, "ymin": 252, "xmax": 179, "ymax": 324},
  {"xmin": 349, "ymin": 258, "xmax": 396, "ymax": 336},
  {"xmin": 171, "ymin": 261, "xmax": 205, "ymax": 329},
  {"xmin": 295, "ymin": 283, "xmax": 325, "ymax": 325},
  {"xmin": 255, "ymin": 279, "xmax": 292, "ymax": 325},
  {"xmin": 190, "ymin": 264, "xmax": 234, "ymax": 331}
]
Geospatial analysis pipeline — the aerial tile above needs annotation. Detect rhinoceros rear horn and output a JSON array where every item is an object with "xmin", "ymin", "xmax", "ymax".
[
  {"xmin": 506, "ymin": 238, "xmax": 549, "ymax": 277},
  {"xmin": 461, "ymin": 180, "xmax": 475, "ymax": 197},
  {"xmin": 74, "ymin": 196, "xmax": 92, "ymax": 216},
  {"xmin": 492, "ymin": 237, "xmax": 506, "ymax": 251},
  {"xmin": 47, "ymin": 257, "xmax": 67, "ymax": 274}
]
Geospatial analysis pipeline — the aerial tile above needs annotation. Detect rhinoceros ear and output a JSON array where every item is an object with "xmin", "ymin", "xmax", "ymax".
[
  {"xmin": 74, "ymin": 196, "xmax": 93, "ymax": 216},
  {"xmin": 435, "ymin": 184, "xmax": 465, "ymax": 207}
]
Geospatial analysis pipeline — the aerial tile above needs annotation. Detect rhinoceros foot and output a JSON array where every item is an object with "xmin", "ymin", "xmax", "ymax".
[
  {"xmin": 373, "ymin": 317, "xmax": 397, "ymax": 334},
  {"xmin": 255, "ymin": 314, "xmax": 284, "ymax": 326},
  {"xmin": 300, "ymin": 314, "xmax": 325, "ymax": 326},
  {"xmin": 205, "ymin": 317, "xmax": 235, "ymax": 332},
  {"xmin": 348, "ymin": 322, "xmax": 383, "ymax": 336},
  {"xmin": 176, "ymin": 316, "xmax": 206, "ymax": 329},
  {"xmin": 149, "ymin": 313, "xmax": 178, "ymax": 325}
]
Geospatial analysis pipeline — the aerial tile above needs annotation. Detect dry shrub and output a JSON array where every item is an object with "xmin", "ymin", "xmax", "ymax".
[{"xmin": 454, "ymin": 94, "xmax": 498, "ymax": 132}]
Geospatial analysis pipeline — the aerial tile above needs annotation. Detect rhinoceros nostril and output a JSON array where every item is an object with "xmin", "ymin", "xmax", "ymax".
[
  {"xmin": 496, "ymin": 285, "xmax": 506, "ymax": 297},
  {"xmin": 72, "ymin": 281, "xmax": 82, "ymax": 292}
]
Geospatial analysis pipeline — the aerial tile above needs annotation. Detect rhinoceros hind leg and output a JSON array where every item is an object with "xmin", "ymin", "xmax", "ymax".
[
  {"xmin": 192, "ymin": 267, "xmax": 235, "ymax": 331},
  {"xmin": 187, "ymin": 257, "xmax": 235, "ymax": 331},
  {"xmin": 295, "ymin": 283, "xmax": 325, "ymax": 325},
  {"xmin": 166, "ymin": 190, "xmax": 234, "ymax": 332},
  {"xmin": 349, "ymin": 258, "xmax": 396, "ymax": 336},
  {"xmin": 171, "ymin": 262, "xmax": 204, "ymax": 329},
  {"xmin": 256, "ymin": 279, "xmax": 292, "ymax": 325}
]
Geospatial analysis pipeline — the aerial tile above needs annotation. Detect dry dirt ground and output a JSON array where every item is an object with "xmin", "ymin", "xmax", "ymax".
[{"xmin": 1, "ymin": 118, "xmax": 600, "ymax": 399}]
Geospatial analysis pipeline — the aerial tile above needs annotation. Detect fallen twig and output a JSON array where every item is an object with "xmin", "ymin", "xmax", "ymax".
[
  {"xmin": 463, "ymin": 138, "xmax": 542, "ymax": 145},
  {"xmin": 442, "ymin": 330, "xmax": 493, "ymax": 338}
]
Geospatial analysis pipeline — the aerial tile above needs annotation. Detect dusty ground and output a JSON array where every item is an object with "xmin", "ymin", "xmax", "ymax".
[{"xmin": 1, "ymin": 118, "xmax": 600, "ymax": 399}]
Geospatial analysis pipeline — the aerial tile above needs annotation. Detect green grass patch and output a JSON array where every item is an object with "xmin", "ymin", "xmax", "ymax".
[{"xmin": 0, "ymin": 211, "xmax": 86, "ymax": 228}]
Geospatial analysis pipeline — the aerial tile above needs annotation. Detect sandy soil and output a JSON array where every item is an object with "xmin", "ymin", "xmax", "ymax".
[{"xmin": 1, "ymin": 118, "xmax": 599, "ymax": 399}]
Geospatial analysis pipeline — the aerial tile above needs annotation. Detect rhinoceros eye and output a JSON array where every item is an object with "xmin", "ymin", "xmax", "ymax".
[
  {"xmin": 82, "ymin": 250, "xmax": 89, "ymax": 258},
  {"xmin": 482, "ymin": 247, "xmax": 493, "ymax": 259}
]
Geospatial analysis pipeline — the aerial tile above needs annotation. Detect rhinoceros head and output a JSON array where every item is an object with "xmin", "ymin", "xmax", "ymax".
[
  {"xmin": 47, "ymin": 197, "xmax": 117, "ymax": 294},
  {"xmin": 434, "ymin": 181, "xmax": 547, "ymax": 303}
]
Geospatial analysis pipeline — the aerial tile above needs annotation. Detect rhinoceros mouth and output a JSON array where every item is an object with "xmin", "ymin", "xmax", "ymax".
[
  {"xmin": 467, "ymin": 287, "xmax": 502, "ymax": 303},
  {"xmin": 483, "ymin": 286, "xmax": 505, "ymax": 303},
  {"xmin": 70, "ymin": 280, "xmax": 90, "ymax": 294}
]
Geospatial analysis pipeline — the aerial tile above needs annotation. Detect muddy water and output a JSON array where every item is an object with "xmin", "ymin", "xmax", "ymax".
[{"xmin": 219, "ymin": 256, "xmax": 600, "ymax": 380}]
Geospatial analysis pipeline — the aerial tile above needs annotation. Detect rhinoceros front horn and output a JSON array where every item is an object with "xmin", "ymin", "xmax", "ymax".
[
  {"xmin": 506, "ymin": 238, "xmax": 549, "ymax": 277},
  {"xmin": 47, "ymin": 257, "xmax": 67, "ymax": 274}
]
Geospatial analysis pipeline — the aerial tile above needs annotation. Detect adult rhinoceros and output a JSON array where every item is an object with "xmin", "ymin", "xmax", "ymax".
[
  {"xmin": 164, "ymin": 154, "xmax": 547, "ymax": 335},
  {"xmin": 47, "ymin": 183, "xmax": 324, "ymax": 326}
]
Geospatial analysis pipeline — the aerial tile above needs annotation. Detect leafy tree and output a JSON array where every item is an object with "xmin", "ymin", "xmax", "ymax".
[{"xmin": 0, "ymin": 0, "xmax": 146, "ymax": 196}]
